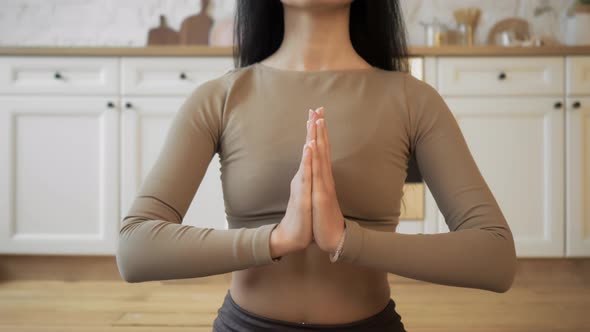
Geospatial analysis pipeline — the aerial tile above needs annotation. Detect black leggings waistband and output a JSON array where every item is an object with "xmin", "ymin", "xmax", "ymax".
[{"xmin": 212, "ymin": 289, "xmax": 407, "ymax": 332}]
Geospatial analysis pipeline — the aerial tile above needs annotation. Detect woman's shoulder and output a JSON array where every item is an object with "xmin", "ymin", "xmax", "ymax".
[
  {"xmin": 189, "ymin": 63, "xmax": 257, "ymax": 96},
  {"xmin": 370, "ymin": 68, "xmax": 436, "ymax": 94},
  {"xmin": 407, "ymin": 74, "xmax": 442, "ymax": 98}
]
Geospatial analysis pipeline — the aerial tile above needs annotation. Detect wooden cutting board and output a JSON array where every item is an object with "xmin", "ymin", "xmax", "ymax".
[
  {"xmin": 179, "ymin": 0, "xmax": 213, "ymax": 45},
  {"xmin": 147, "ymin": 15, "xmax": 179, "ymax": 45}
]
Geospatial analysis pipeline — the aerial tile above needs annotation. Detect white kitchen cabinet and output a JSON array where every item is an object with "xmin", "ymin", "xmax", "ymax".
[
  {"xmin": 566, "ymin": 56, "xmax": 590, "ymax": 96},
  {"xmin": 0, "ymin": 56, "xmax": 119, "ymax": 95},
  {"xmin": 120, "ymin": 97, "xmax": 227, "ymax": 231},
  {"xmin": 440, "ymin": 97, "xmax": 565, "ymax": 257},
  {"xmin": 119, "ymin": 56, "xmax": 233, "ymax": 234},
  {"xmin": 121, "ymin": 57, "xmax": 234, "ymax": 96},
  {"xmin": 437, "ymin": 56, "xmax": 564, "ymax": 96},
  {"xmin": 408, "ymin": 57, "xmax": 423, "ymax": 81},
  {"xmin": 0, "ymin": 96, "xmax": 120, "ymax": 254},
  {"xmin": 566, "ymin": 97, "xmax": 590, "ymax": 257},
  {"xmin": 0, "ymin": 53, "xmax": 587, "ymax": 257},
  {"xmin": 565, "ymin": 56, "xmax": 590, "ymax": 257}
]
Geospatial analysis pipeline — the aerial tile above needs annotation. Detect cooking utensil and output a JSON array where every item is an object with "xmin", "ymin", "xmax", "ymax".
[{"xmin": 453, "ymin": 7, "xmax": 481, "ymax": 46}]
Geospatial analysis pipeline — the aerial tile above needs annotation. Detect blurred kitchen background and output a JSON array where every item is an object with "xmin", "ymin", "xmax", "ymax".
[
  {"xmin": 0, "ymin": 0, "xmax": 589, "ymax": 331},
  {"xmin": 0, "ymin": 0, "xmax": 588, "ymax": 46}
]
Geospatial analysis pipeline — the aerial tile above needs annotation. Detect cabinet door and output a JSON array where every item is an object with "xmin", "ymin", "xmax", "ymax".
[
  {"xmin": 120, "ymin": 97, "xmax": 227, "ymax": 231},
  {"xmin": 441, "ymin": 97, "xmax": 565, "ymax": 257},
  {"xmin": 121, "ymin": 57, "xmax": 234, "ymax": 96},
  {"xmin": 566, "ymin": 56, "xmax": 590, "ymax": 96},
  {"xmin": 0, "ymin": 96, "xmax": 119, "ymax": 254},
  {"xmin": 408, "ymin": 57, "xmax": 423, "ymax": 82},
  {"xmin": 566, "ymin": 97, "xmax": 590, "ymax": 257}
]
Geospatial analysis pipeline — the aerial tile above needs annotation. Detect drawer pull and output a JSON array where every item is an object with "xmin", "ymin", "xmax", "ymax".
[
  {"xmin": 106, "ymin": 101, "xmax": 115, "ymax": 109},
  {"xmin": 554, "ymin": 101, "xmax": 562, "ymax": 109},
  {"xmin": 179, "ymin": 72, "xmax": 187, "ymax": 80},
  {"xmin": 125, "ymin": 102, "xmax": 133, "ymax": 109},
  {"xmin": 572, "ymin": 101, "xmax": 581, "ymax": 109},
  {"xmin": 498, "ymin": 72, "xmax": 507, "ymax": 80},
  {"xmin": 54, "ymin": 72, "xmax": 62, "ymax": 80}
]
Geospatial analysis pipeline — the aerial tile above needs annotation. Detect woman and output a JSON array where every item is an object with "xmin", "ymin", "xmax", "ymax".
[{"xmin": 116, "ymin": 0, "xmax": 518, "ymax": 331}]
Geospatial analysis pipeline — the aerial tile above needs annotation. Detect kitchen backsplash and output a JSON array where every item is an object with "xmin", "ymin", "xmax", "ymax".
[{"xmin": 0, "ymin": 0, "xmax": 579, "ymax": 46}]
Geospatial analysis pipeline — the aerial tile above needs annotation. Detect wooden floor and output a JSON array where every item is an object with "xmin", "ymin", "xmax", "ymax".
[{"xmin": 0, "ymin": 256, "xmax": 589, "ymax": 332}]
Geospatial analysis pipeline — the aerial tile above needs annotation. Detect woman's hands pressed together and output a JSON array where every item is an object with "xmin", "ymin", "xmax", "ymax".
[
  {"xmin": 269, "ymin": 106, "xmax": 346, "ymax": 260},
  {"xmin": 308, "ymin": 107, "xmax": 346, "ymax": 254}
]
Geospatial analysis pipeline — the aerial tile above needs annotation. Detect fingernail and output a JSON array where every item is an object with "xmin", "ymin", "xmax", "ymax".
[{"xmin": 308, "ymin": 109, "xmax": 313, "ymax": 120}]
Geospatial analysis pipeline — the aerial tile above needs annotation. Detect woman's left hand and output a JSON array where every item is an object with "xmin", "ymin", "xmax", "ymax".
[{"xmin": 308, "ymin": 106, "xmax": 346, "ymax": 253}]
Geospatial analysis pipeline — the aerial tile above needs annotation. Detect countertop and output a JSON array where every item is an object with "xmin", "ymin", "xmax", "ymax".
[{"xmin": 0, "ymin": 45, "xmax": 589, "ymax": 57}]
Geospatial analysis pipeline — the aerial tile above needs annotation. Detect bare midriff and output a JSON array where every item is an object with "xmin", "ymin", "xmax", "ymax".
[{"xmin": 229, "ymin": 241, "xmax": 391, "ymax": 324}]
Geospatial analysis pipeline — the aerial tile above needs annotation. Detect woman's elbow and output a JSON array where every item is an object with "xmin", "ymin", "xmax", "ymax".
[
  {"xmin": 115, "ymin": 243, "xmax": 144, "ymax": 283},
  {"xmin": 492, "ymin": 264, "xmax": 517, "ymax": 293},
  {"xmin": 490, "ymin": 242, "xmax": 518, "ymax": 293},
  {"xmin": 115, "ymin": 217, "xmax": 152, "ymax": 283},
  {"xmin": 116, "ymin": 223, "xmax": 151, "ymax": 283}
]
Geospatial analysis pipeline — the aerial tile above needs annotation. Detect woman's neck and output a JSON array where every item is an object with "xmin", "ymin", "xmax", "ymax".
[{"xmin": 261, "ymin": 2, "xmax": 371, "ymax": 71}]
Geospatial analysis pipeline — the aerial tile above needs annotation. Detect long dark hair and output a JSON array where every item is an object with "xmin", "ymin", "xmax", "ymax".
[{"xmin": 233, "ymin": 0, "xmax": 409, "ymax": 72}]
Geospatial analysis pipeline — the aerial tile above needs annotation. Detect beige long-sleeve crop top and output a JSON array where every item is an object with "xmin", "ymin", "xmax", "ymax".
[{"xmin": 116, "ymin": 61, "xmax": 518, "ymax": 293}]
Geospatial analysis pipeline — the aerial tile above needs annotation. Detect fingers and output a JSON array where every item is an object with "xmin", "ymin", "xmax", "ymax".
[
  {"xmin": 319, "ymin": 120, "xmax": 330, "ymax": 184},
  {"xmin": 313, "ymin": 107, "xmax": 335, "ymax": 189},
  {"xmin": 302, "ymin": 140, "xmax": 312, "ymax": 186},
  {"xmin": 311, "ymin": 119, "xmax": 321, "ymax": 193},
  {"xmin": 311, "ymin": 117, "xmax": 325, "ymax": 191},
  {"xmin": 309, "ymin": 109, "xmax": 317, "ymax": 143},
  {"xmin": 306, "ymin": 109, "xmax": 314, "ymax": 144},
  {"xmin": 318, "ymin": 107, "xmax": 332, "ymax": 164},
  {"xmin": 301, "ymin": 109, "xmax": 314, "ymax": 169},
  {"xmin": 301, "ymin": 108, "xmax": 315, "ymax": 183}
]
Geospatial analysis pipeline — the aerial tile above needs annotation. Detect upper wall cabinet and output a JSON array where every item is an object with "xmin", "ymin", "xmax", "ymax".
[
  {"xmin": 437, "ymin": 56, "xmax": 564, "ymax": 96},
  {"xmin": 0, "ymin": 56, "xmax": 119, "ymax": 95}
]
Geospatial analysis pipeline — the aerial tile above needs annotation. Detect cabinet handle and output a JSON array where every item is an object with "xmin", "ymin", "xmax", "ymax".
[
  {"xmin": 554, "ymin": 101, "xmax": 562, "ymax": 109},
  {"xmin": 106, "ymin": 101, "xmax": 115, "ymax": 109},
  {"xmin": 572, "ymin": 101, "xmax": 581, "ymax": 109},
  {"xmin": 179, "ymin": 72, "xmax": 187, "ymax": 80},
  {"xmin": 54, "ymin": 72, "xmax": 62, "ymax": 80},
  {"xmin": 498, "ymin": 72, "xmax": 506, "ymax": 80},
  {"xmin": 125, "ymin": 102, "xmax": 133, "ymax": 109}
]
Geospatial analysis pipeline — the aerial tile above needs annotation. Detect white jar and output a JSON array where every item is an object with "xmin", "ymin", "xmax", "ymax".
[
  {"xmin": 574, "ymin": 12, "xmax": 590, "ymax": 44},
  {"xmin": 573, "ymin": 4, "xmax": 590, "ymax": 45}
]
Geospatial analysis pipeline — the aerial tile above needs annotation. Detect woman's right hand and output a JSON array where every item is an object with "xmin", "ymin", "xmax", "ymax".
[{"xmin": 269, "ymin": 109, "xmax": 317, "ymax": 259}]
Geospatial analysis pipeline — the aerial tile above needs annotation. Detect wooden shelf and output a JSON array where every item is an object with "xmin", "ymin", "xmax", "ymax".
[{"xmin": 0, "ymin": 45, "xmax": 588, "ymax": 57}]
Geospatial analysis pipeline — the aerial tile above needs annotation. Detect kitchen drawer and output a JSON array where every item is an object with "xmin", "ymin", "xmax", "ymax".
[
  {"xmin": 437, "ymin": 56, "xmax": 564, "ymax": 96},
  {"xmin": 567, "ymin": 56, "xmax": 590, "ymax": 96},
  {"xmin": 121, "ymin": 57, "xmax": 234, "ymax": 96},
  {"xmin": 0, "ymin": 56, "xmax": 119, "ymax": 95}
]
